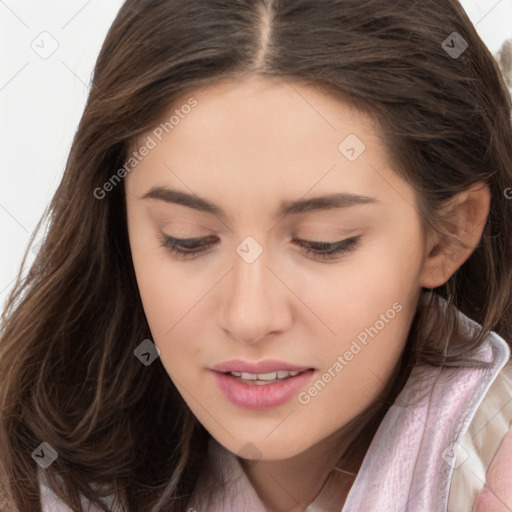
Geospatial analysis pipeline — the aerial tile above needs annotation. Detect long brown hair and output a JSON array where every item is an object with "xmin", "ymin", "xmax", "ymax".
[{"xmin": 1, "ymin": 1, "xmax": 511, "ymax": 510}]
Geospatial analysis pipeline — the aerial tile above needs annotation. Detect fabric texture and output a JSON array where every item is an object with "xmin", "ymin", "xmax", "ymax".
[{"xmin": 38, "ymin": 305, "xmax": 512, "ymax": 511}]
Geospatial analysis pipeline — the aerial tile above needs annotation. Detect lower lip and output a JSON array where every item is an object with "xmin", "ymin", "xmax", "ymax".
[{"xmin": 211, "ymin": 369, "xmax": 315, "ymax": 410}]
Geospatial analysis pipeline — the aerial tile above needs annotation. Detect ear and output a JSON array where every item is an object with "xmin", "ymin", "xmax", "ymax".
[{"xmin": 420, "ymin": 182, "xmax": 491, "ymax": 289}]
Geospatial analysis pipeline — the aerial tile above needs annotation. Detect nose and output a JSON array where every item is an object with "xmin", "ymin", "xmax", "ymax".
[{"xmin": 219, "ymin": 244, "xmax": 292, "ymax": 344}]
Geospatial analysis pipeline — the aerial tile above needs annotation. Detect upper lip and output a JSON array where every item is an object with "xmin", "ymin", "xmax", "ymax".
[{"xmin": 211, "ymin": 359, "xmax": 313, "ymax": 374}]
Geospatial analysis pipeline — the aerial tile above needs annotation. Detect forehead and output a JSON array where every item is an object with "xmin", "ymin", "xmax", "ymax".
[
  {"xmin": 165, "ymin": 75, "xmax": 379, "ymax": 140},
  {"xmin": 125, "ymin": 76, "xmax": 406, "ymax": 219}
]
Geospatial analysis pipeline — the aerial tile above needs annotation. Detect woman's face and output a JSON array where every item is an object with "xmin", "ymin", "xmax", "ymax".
[{"xmin": 125, "ymin": 76, "xmax": 429, "ymax": 460}]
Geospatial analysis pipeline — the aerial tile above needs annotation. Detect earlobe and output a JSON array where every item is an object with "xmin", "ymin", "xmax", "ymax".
[{"xmin": 419, "ymin": 182, "xmax": 491, "ymax": 289}]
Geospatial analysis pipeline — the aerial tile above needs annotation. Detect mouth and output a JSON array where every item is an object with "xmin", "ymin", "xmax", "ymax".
[
  {"xmin": 211, "ymin": 368, "xmax": 316, "ymax": 409},
  {"xmin": 220, "ymin": 368, "xmax": 313, "ymax": 385}
]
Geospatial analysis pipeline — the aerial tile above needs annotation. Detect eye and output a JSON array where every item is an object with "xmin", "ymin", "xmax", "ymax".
[
  {"xmin": 293, "ymin": 236, "xmax": 361, "ymax": 260},
  {"xmin": 158, "ymin": 234, "xmax": 217, "ymax": 259},
  {"xmin": 158, "ymin": 234, "xmax": 361, "ymax": 261}
]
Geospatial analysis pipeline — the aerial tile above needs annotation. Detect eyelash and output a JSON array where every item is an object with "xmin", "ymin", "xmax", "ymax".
[{"xmin": 158, "ymin": 234, "xmax": 361, "ymax": 261}]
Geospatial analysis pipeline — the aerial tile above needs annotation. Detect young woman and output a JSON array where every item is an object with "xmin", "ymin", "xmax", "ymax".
[{"xmin": 1, "ymin": 1, "xmax": 511, "ymax": 511}]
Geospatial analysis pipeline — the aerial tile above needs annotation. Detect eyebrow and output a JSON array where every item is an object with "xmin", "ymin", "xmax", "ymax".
[{"xmin": 140, "ymin": 185, "xmax": 378, "ymax": 219}]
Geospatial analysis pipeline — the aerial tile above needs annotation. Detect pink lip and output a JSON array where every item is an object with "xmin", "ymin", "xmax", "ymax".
[
  {"xmin": 211, "ymin": 369, "xmax": 315, "ymax": 410},
  {"xmin": 211, "ymin": 359, "xmax": 313, "ymax": 374}
]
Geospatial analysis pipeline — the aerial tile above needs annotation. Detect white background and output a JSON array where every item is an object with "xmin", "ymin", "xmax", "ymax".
[{"xmin": 1, "ymin": 0, "xmax": 512, "ymax": 310}]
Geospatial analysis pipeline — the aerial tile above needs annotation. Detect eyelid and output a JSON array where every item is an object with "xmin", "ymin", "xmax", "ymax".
[
  {"xmin": 159, "ymin": 232, "xmax": 361, "ymax": 261},
  {"xmin": 163, "ymin": 234, "xmax": 217, "ymax": 245},
  {"xmin": 158, "ymin": 233, "xmax": 216, "ymax": 259},
  {"xmin": 166, "ymin": 235, "xmax": 211, "ymax": 243},
  {"xmin": 293, "ymin": 235, "xmax": 361, "ymax": 260}
]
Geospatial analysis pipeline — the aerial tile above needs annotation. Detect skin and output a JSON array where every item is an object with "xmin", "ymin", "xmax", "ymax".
[{"xmin": 125, "ymin": 76, "xmax": 491, "ymax": 511}]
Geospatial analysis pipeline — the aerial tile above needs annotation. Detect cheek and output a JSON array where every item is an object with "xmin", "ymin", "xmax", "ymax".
[
  {"xmin": 291, "ymin": 227, "xmax": 423, "ymax": 337},
  {"xmin": 127, "ymin": 216, "xmax": 200, "ymax": 344},
  {"xmin": 132, "ymin": 262, "xmax": 208, "ymax": 380},
  {"xmin": 297, "ymin": 294, "xmax": 415, "ymax": 437},
  {"xmin": 134, "ymin": 263, "xmax": 206, "ymax": 346},
  {"xmin": 288, "ymin": 225, "xmax": 422, "ymax": 400}
]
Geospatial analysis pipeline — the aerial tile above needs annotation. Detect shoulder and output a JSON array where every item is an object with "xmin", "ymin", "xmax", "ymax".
[
  {"xmin": 38, "ymin": 471, "xmax": 120, "ymax": 512},
  {"xmin": 448, "ymin": 357, "xmax": 512, "ymax": 510},
  {"xmin": 40, "ymin": 483, "xmax": 72, "ymax": 512}
]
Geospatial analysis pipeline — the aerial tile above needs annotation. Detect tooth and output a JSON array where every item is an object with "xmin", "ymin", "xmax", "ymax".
[
  {"xmin": 256, "ymin": 372, "xmax": 278, "ymax": 380},
  {"xmin": 234, "ymin": 370, "xmax": 304, "ymax": 381}
]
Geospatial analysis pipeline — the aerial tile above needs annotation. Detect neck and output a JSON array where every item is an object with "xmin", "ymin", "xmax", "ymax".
[{"xmin": 240, "ymin": 428, "xmax": 361, "ymax": 512}]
